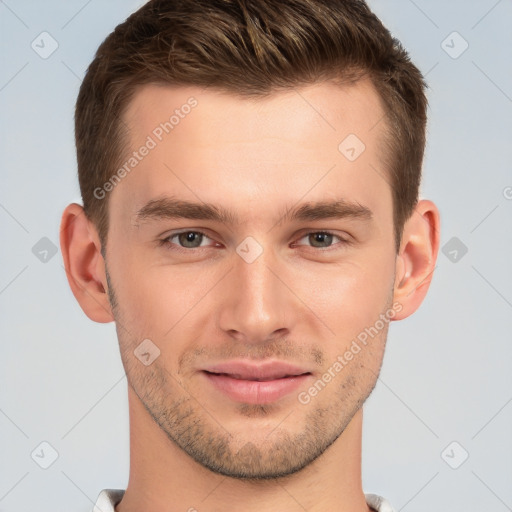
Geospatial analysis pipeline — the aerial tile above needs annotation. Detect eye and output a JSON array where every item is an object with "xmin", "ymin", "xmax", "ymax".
[
  {"xmin": 160, "ymin": 230, "xmax": 215, "ymax": 250},
  {"xmin": 158, "ymin": 230, "xmax": 350, "ymax": 253},
  {"xmin": 294, "ymin": 231, "xmax": 349, "ymax": 249}
]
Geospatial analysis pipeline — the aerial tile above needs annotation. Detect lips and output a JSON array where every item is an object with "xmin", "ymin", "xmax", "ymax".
[
  {"xmin": 201, "ymin": 360, "xmax": 313, "ymax": 404},
  {"xmin": 202, "ymin": 360, "xmax": 311, "ymax": 381}
]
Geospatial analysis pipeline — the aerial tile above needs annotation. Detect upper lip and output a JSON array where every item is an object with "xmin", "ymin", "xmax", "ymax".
[{"xmin": 202, "ymin": 360, "xmax": 312, "ymax": 381}]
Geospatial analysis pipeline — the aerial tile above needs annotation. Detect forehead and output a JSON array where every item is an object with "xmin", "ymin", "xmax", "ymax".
[
  {"xmin": 112, "ymin": 80, "xmax": 391, "ymax": 226},
  {"xmin": 123, "ymin": 79, "xmax": 386, "ymax": 148}
]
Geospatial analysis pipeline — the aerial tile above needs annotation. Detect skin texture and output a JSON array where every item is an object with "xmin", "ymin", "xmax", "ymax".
[{"xmin": 60, "ymin": 79, "xmax": 440, "ymax": 512}]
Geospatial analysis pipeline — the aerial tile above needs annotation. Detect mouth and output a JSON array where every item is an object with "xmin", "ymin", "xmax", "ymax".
[{"xmin": 200, "ymin": 361, "xmax": 313, "ymax": 404}]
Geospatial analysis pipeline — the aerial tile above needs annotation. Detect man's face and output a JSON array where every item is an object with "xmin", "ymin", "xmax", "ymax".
[{"xmin": 104, "ymin": 80, "xmax": 398, "ymax": 479}]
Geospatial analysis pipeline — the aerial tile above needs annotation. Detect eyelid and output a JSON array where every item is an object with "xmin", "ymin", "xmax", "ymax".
[
  {"xmin": 160, "ymin": 229, "xmax": 218, "ymax": 249},
  {"xmin": 293, "ymin": 230, "xmax": 351, "ymax": 248}
]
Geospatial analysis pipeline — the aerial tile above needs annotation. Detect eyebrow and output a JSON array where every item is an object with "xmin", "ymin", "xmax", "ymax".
[{"xmin": 134, "ymin": 196, "xmax": 373, "ymax": 227}]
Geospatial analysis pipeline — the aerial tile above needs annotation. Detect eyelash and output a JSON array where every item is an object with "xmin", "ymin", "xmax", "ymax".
[{"xmin": 158, "ymin": 230, "xmax": 352, "ymax": 253}]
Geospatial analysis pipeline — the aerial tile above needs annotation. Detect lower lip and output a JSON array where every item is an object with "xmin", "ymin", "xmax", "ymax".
[{"xmin": 202, "ymin": 372, "xmax": 311, "ymax": 404}]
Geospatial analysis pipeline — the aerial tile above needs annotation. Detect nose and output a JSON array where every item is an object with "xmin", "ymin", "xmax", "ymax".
[{"xmin": 217, "ymin": 243, "xmax": 298, "ymax": 345}]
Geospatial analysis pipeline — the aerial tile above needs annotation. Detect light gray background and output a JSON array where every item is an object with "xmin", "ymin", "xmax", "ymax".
[{"xmin": 1, "ymin": 1, "xmax": 511, "ymax": 511}]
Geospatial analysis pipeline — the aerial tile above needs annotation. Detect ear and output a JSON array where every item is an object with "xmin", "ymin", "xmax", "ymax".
[
  {"xmin": 392, "ymin": 199, "xmax": 441, "ymax": 320},
  {"xmin": 59, "ymin": 203, "xmax": 114, "ymax": 323}
]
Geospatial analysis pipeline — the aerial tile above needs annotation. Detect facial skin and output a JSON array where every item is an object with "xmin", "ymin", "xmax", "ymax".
[{"xmin": 61, "ymin": 79, "xmax": 440, "ymax": 512}]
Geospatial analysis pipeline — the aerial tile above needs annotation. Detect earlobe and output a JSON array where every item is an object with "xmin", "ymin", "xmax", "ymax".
[
  {"xmin": 59, "ymin": 203, "xmax": 114, "ymax": 323},
  {"xmin": 392, "ymin": 199, "xmax": 441, "ymax": 321}
]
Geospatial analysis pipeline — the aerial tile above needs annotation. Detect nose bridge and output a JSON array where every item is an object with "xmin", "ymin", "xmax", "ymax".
[{"xmin": 218, "ymin": 241, "xmax": 292, "ymax": 342}]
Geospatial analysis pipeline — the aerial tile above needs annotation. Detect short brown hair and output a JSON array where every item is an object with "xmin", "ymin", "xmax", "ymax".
[{"xmin": 75, "ymin": 0, "xmax": 427, "ymax": 253}]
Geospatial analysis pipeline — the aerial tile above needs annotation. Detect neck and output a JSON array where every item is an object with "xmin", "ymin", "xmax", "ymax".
[{"xmin": 116, "ymin": 388, "xmax": 371, "ymax": 512}]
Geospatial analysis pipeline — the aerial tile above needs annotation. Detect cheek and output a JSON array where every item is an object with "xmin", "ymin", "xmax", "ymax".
[
  {"xmin": 109, "ymin": 251, "xmax": 224, "ymax": 342},
  {"xmin": 296, "ymin": 254, "xmax": 395, "ymax": 343}
]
